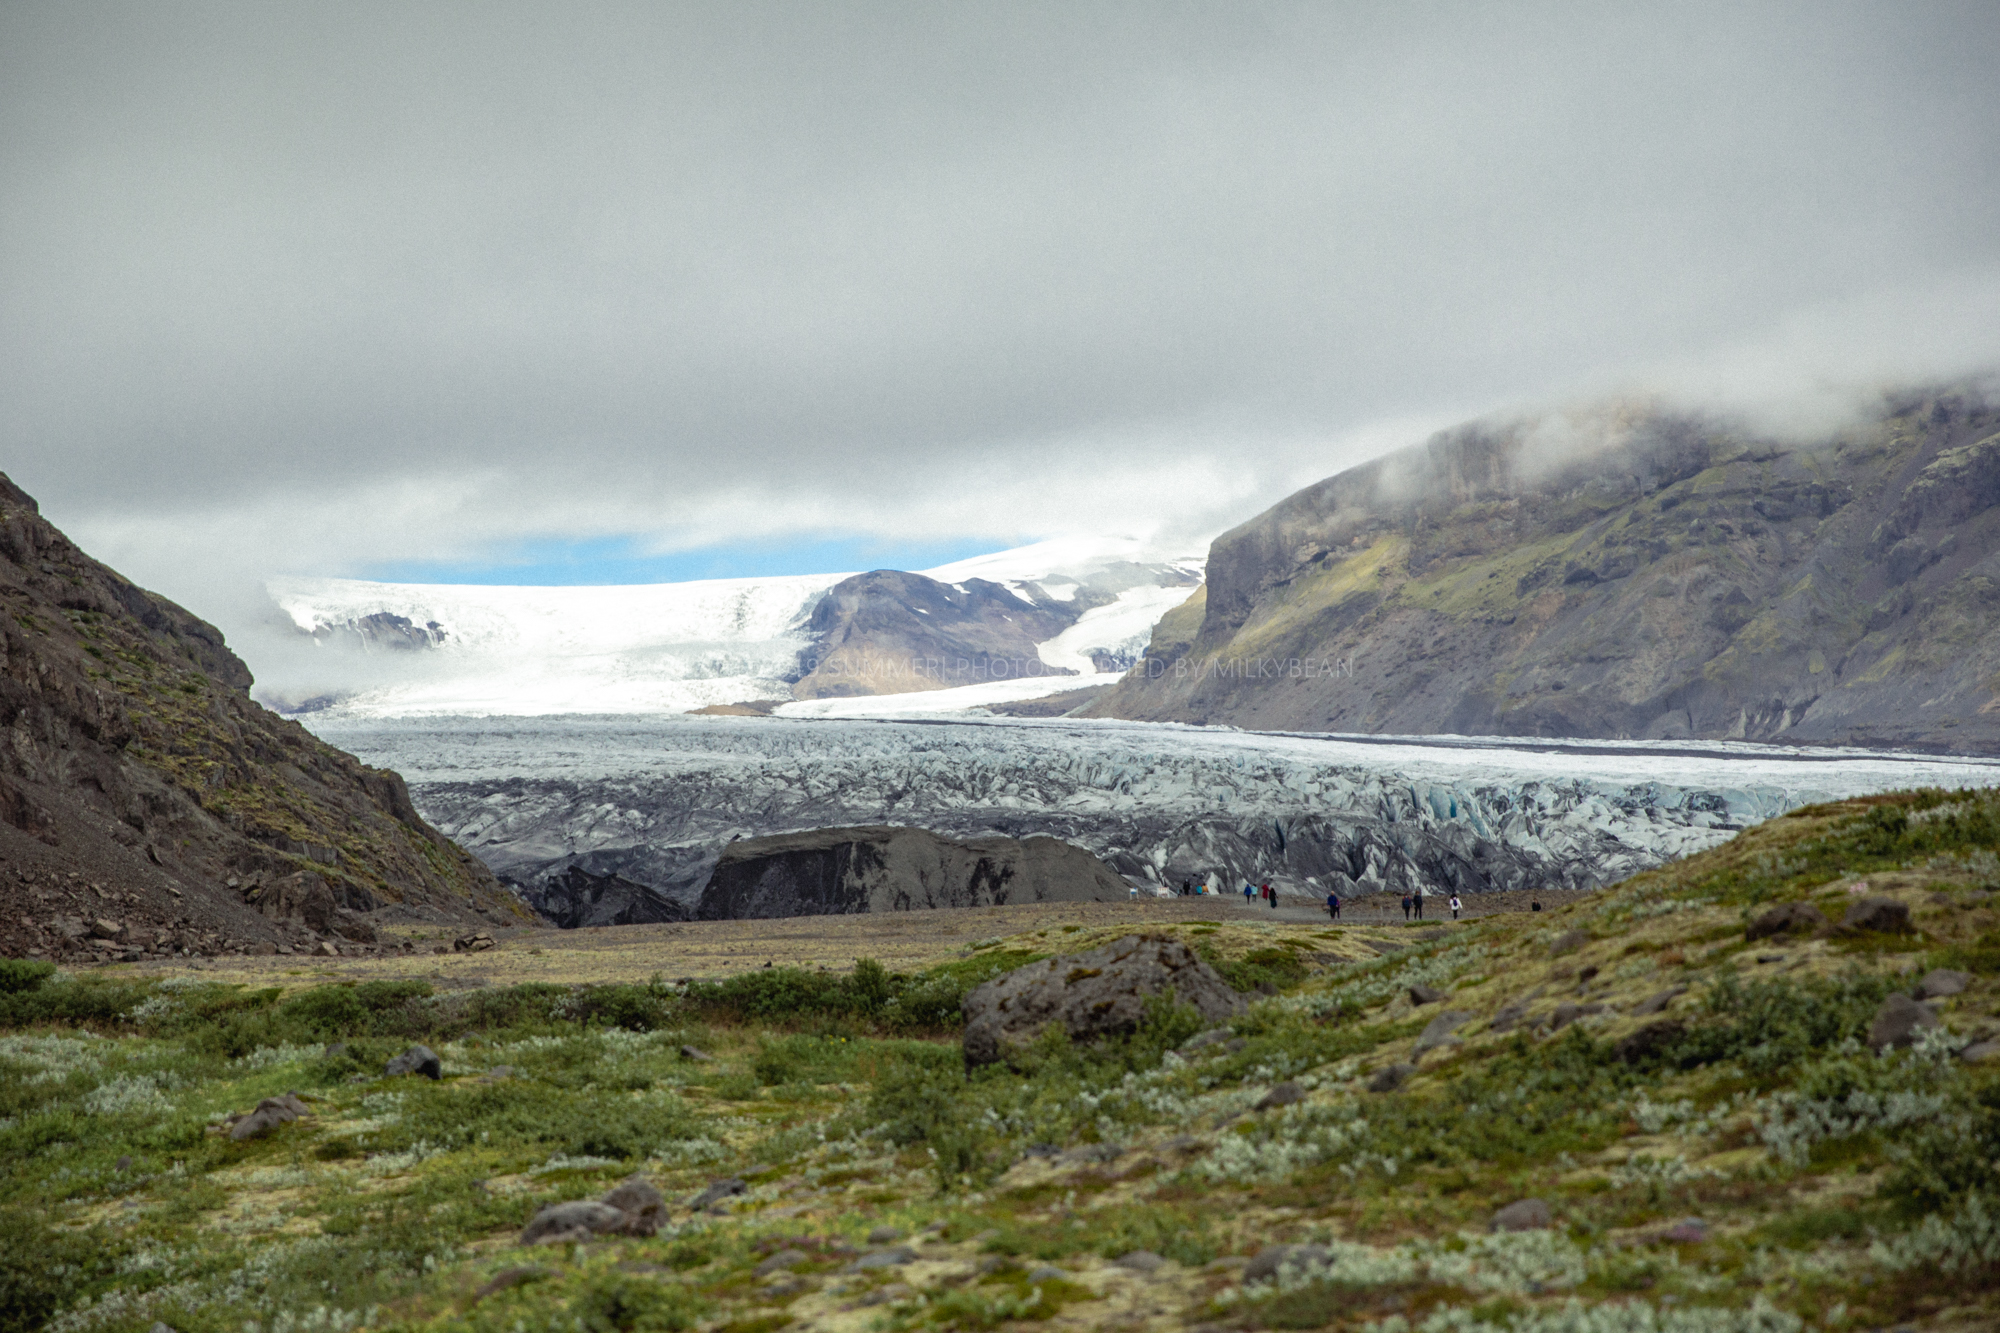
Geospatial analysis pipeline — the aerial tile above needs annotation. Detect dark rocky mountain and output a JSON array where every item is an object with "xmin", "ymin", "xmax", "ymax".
[
  {"xmin": 696, "ymin": 824, "xmax": 1130, "ymax": 919},
  {"xmin": 790, "ymin": 560, "xmax": 1202, "ymax": 700},
  {"xmin": 526, "ymin": 864, "xmax": 692, "ymax": 928},
  {"xmin": 1084, "ymin": 388, "xmax": 2000, "ymax": 752},
  {"xmin": 0, "ymin": 474, "xmax": 523, "ymax": 962},
  {"xmin": 791, "ymin": 570, "xmax": 1079, "ymax": 698}
]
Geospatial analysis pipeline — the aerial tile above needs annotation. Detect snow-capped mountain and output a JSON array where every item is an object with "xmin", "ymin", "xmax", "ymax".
[{"xmin": 250, "ymin": 536, "xmax": 1203, "ymax": 718}]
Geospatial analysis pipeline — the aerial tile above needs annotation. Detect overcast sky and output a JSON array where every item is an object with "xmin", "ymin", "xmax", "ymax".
[{"xmin": 5, "ymin": 2, "xmax": 1999, "ymax": 619}]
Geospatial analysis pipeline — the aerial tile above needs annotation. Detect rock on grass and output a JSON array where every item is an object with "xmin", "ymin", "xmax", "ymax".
[
  {"xmin": 1868, "ymin": 993, "xmax": 1940, "ymax": 1051},
  {"xmin": 961, "ymin": 934, "xmax": 1242, "ymax": 1068}
]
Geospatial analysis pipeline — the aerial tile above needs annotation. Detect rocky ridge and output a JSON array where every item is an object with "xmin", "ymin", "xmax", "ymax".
[
  {"xmin": 1083, "ymin": 387, "xmax": 2000, "ymax": 751},
  {"xmin": 0, "ymin": 473, "xmax": 521, "ymax": 962},
  {"xmin": 696, "ymin": 824, "xmax": 1129, "ymax": 919}
]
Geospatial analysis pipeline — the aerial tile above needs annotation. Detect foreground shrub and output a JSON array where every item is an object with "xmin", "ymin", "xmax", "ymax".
[{"xmin": 0, "ymin": 959, "xmax": 55, "ymax": 995}]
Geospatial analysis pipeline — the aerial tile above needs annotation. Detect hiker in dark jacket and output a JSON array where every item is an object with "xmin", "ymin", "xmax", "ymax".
[
  {"xmin": 1326, "ymin": 891, "xmax": 1340, "ymax": 920},
  {"xmin": 1400, "ymin": 894, "xmax": 1412, "ymax": 920}
]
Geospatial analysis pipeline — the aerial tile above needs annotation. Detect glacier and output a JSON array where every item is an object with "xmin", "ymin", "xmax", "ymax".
[
  {"xmin": 253, "ymin": 535, "xmax": 1203, "ymax": 719},
  {"xmin": 304, "ymin": 712, "xmax": 2000, "ymax": 913}
]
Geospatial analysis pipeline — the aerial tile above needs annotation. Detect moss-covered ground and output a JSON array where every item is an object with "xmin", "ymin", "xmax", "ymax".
[{"xmin": 5, "ymin": 789, "xmax": 2000, "ymax": 1332}]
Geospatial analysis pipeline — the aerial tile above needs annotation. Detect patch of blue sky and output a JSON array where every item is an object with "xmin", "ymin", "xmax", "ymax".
[{"xmin": 362, "ymin": 533, "xmax": 1010, "ymax": 586}]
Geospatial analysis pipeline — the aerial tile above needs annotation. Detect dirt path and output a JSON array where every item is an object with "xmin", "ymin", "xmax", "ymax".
[{"xmin": 106, "ymin": 889, "xmax": 1596, "ymax": 991}]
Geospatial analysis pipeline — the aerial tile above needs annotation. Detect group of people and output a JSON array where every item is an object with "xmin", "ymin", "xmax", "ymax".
[
  {"xmin": 1163, "ymin": 877, "xmax": 1502, "ymax": 923},
  {"xmin": 1175, "ymin": 878, "xmax": 1280, "ymax": 907}
]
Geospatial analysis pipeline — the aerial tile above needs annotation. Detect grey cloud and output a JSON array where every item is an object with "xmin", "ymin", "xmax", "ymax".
[{"xmin": 4, "ymin": 1, "xmax": 2000, "ymax": 615}]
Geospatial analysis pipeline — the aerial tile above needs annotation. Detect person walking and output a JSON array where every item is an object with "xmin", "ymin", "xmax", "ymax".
[
  {"xmin": 1263, "ymin": 882, "xmax": 1277, "ymax": 910},
  {"xmin": 1243, "ymin": 882, "xmax": 1255, "ymax": 903},
  {"xmin": 1412, "ymin": 887, "xmax": 1425, "ymax": 920},
  {"xmin": 1449, "ymin": 894, "xmax": 1462, "ymax": 920},
  {"xmin": 1326, "ymin": 891, "xmax": 1340, "ymax": 921},
  {"xmin": 1400, "ymin": 894, "xmax": 1412, "ymax": 921}
]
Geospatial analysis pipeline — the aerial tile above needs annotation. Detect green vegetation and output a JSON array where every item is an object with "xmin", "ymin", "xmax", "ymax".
[{"xmin": 6, "ymin": 789, "xmax": 2000, "ymax": 1330}]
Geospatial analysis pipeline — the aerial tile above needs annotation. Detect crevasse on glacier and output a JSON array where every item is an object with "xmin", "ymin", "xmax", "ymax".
[{"xmin": 307, "ymin": 714, "xmax": 2000, "ymax": 913}]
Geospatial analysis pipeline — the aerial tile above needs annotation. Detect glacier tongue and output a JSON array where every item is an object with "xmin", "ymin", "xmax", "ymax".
[{"xmin": 304, "ymin": 713, "xmax": 2000, "ymax": 911}]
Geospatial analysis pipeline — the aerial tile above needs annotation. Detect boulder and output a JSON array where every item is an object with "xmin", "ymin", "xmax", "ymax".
[
  {"xmin": 519, "ymin": 1173, "xmax": 670, "ymax": 1244},
  {"xmin": 866, "ymin": 1225, "xmax": 904, "ymax": 1244},
  {"xmin": 848, "ymin": 1247, "xmax": 917, "ymax": 1272},
  {"xmin": 1408, "ymin": 984, "xmax": 1446, "ymax": 1006},
  {"xmin": 678, "ymin": 1044, "xmax": 714, "ymax": 1062},
  {"xmin": 1746, "ymin": 901, "xmax": 1829, "ymax": 941},
  {"xmin": 519, "ymin": 1200, "xmax": 628, "ymax": 1245},
  {"xmin": 1366, "ymin": 1062, "xmax": 1414, "ymax": 1093},
  {"xmin": 1413, "ymin": 1011, "xmax": 1472, "ymax": 1057},
  {"xmin": 1244, "ymin": 1244, "xmax": 1330, "ymax": 1283},
  {"xmin": 1841, "ymin": 897, "xmax": 1912, "ymax": 934},
  {"xmin": 1630, "ymin": 986, "xmax": 1687, "ymax": 1017},
  {"xmin": 1115, "ymin": 1250, "xmax": 1166, "ymax": 1274},
  {"xmin": 1917, "ymin": 969, "xmax": 1971, "ymax": 999},
  {"xmin": 1658, "ymin": 1217, "xmax": 1709, "ymax": 1244},
  {"xmin": 1180, "ymin": 1027, "xmax": 1236, "ymax": 1053},
  {"xmin": 1868, "ymin": 993, "xmax": 1940, "ymax": 1051},
  {"xmin": 227, "ymin": 1092, "xmax": 312, "ymax": 1141},
  {"xmin": 385, "ymin": 1044, "xmax": 442, "ymax": 1079},
  {"xmin": 599, "ymin": 1174, "xmax": 667, "ymax": 1235},
  {"xmin": 1491, "ymin": 1198, "xmax": 1553, "ymax": 1232},
  {"xmin": 471, "ymin": 1268, "xmax": 553, "ymax": 1303},
  {"xmin": 454, "ymin": 933, "xmax": 496, "ymax": 953},
  {"xmin": 961, "ymin": 935, "xmax": 1244, "ymax": 1067},
  {"xmin": 1548, "ymin": 1001, "xmax": 1605, "ymax": 1031},
  {"xmin": 1254, "ymin": 1082, "xmax": 1305, "ymax": 1111},
  {"xmin": 1613, "ymin": 1019, "xmax": 1685, "ymax": 1066},
  {"xmin": 755, "ymin": 1249, "xmax": 811, "ymax": 1277},
  {"xmin": 688, "ymin": 1177, "xmax": 748, "ymax": 1211},
  {"xmin": 1959, "ymin": 1039, "xmax": 2000, "ymax": 1064}
]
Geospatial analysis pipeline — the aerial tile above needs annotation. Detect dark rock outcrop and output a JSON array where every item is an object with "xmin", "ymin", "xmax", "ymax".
[
  {"xmin": 1747, "ymin": 901, "xmax": 1830, "ymax": 941},
  {"xmin": 1841, "ymin": 897, "xmax": 1912, "ymax": 934},
  {"xmin": 0, "ymin": 473, "xmax": 520, "ymax": 962},
  {"xmin": 385, "ymin": 1044, "xmax": 442, "ymax": 1079},
  {"xmin": 697, "ymin": 825, "xmax": 1128, "ymax": 920},
  {"xmin": 1491, "ymin": 1199, "xmax": 1554, "ymax": 1232},
  {"xmin": 1082, "ymin": 389, "xmax": 2000, "ymax": 751},
  {"xmin": 1868, "ymin": 994, "xmax": 1940, "ymax": 1051},
  {"xmin": 225, "ymin": 1092, "xmax": 313, "ymax": 1141},
  {"xmin": 529, "ymin": 865, "xmax": 692, "ymax": 929},
  {"xmin": 961, "ymin": 934, "xmax": 1243, "ymax": 1067},
  {"xmin": 1613, "ymin": 1018, "xmax": 1686, "ymax": 1065},
  {"xmin": 1367, "ymin": 1062, "xmax": 1414, "ymax": 1092},
  {"xmin": 1245, "ymin": 1244, "xmax": 1330, "ymax": 1283},
  {"xmin": 1917, "ymin": 968, "xmax": 1970, "ymax": 999},
  {"xmin": 518, "ymin": 1173, "xmax": 669, "ymax": 1244}
]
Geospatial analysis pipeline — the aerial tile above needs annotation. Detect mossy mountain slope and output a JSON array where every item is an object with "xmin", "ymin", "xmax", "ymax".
[
  {"xmin": 0, "ymin": 473, "xmax": 522, "ymax": 961},
  {"xmin": 1085, "ymin": 388, "xmax": 2000, "ymax": 750}
]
